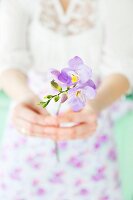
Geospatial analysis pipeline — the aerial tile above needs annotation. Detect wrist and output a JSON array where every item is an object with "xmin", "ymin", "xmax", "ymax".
[
  {"xmin": 15, "ymin": 90, "xmax": 39, "ymax": 104},
  {"xmin": 0, "ymin": 69, "xmax": 34, "ymax": 101}
]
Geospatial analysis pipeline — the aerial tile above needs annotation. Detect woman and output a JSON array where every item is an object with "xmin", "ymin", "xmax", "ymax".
[{"xmin": 0, "ymin": 0, "xmax": 133, "ymax": 199}]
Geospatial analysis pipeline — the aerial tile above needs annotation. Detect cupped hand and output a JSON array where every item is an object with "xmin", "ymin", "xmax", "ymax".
[
  {"xmin": 12, "ymin": 94, "xmax": 59, "ymax": 140},
  {"xmin": 41, "ymin": 105, "xmax": 98, "ymax": 141}
]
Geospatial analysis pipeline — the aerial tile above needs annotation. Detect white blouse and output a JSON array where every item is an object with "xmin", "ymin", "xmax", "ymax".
[{"xmin": 0, "ymin": 0, "xmax": 133, "ymax": 88}]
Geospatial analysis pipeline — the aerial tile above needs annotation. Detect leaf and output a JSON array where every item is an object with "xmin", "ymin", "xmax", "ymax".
[
  {"xmin": 54, "ymin": 95, "xmax": 60, "ymax": 102},
  {"xmin": 39, "ymin": 100, "xmax": 50, "ymax": 108},
  {"xmin": 43, "ymin": 95, "xmax": 52, "ymax": 100},
  {"xmin": 51, "ymin": 80, "xmax": 62, "ymax": 92},
  {"xmin": 46, "ymin": 95, "xmax": 53, "ymax": 99}
]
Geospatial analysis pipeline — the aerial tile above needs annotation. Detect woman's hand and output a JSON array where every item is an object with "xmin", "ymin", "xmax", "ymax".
[
  {"xmin": 12, "ymin": 94, "xmax": 59, "ymax": 140},
  {"xmin": 41, "ymin": 105, "xmax": 97, "ymax": 141}
]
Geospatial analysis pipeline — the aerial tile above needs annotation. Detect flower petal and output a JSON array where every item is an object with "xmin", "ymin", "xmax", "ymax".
[
  {"xmin": 86, "ymin": 79, "xmax": 96, "ymax": 89},
  {"xmin": 68, "ymin": 56, "xmax": 84, "ymax": 69},
  {"xmin": 50, "ymin": 68, "xmax": 60, "ymax": 78},
  {"xmin": 83, "ymin": 86, "xmax": 96, "ymax": 99},
  {"xmin": 81, "ymin": 79, "xmax": 96, "ymax": 90},
  {"xmin": 68, "ymin": 87, "xmax": 78, "ymax": 95},
  {"xmin": 77, "ymin": 65, "xmax": 92, "ymax": 83},
  {"xmin": 68, "ymin": 95, "xmax": 85, "ymax": 112},
  {"xmin": 58, "ymin": 71, "xmax": 69, "ymax": 83},
  {"xmin": 61, "ymin": 68, "xmax": 79, "ymax": 85}
]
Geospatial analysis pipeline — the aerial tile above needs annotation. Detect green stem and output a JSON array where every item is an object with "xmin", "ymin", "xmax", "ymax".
[
  {"xmin": 40, "ymin": 88, "xmax": 69, "ymax": 108},
  {"xmin": 52, "ymin": 87, "xmax": 69, "ymax": 99},
  {"xmin": 55, "ymin": 102, "xmax": 62, "ymax": 162},
  {"xmin": 56, "ymin": 102, "xmax": 62, "ymax": 115}
]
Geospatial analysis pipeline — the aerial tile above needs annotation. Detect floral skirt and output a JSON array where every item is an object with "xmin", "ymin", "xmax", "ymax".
[
  {"xmin": 0, "ymin": 71, "xmax": 130, "ymax": 200},
  {"xmin": 0, "ymin": 111, "xmax": 125, "ymax": 200}
]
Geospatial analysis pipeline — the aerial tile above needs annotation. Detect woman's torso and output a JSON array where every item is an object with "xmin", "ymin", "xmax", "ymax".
[{"xmin": 23, "ymin": 0, "xmax": 103, "ymax": 76}]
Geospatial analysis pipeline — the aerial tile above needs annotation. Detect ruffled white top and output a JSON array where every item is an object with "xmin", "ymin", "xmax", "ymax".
[{"xmin": 0, "ymin": 0, "xmax": 133, "ymax": 88}]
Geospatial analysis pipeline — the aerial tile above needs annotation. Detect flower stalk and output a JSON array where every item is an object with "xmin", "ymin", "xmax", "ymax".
[{"xmin": 55, "ymin": 102, "xmax": 62, "ymax": 162}]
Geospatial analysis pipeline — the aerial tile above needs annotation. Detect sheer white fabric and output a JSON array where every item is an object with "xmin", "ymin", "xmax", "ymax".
[
  {"xmin": 40, "ymin": 0, "xmax": 96, "ymax": 35},
  {"xmin": 0, "ymin": 0, "xmax": 133, "ymax": 87},
  {"xmin": 0, "ymin": 0, "xmax": 32, "ymax": 74}
]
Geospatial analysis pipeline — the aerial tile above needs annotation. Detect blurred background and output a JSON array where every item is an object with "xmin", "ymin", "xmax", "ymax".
[{"xmin": 1, "ymin": 92, "xmax": 133, "ymax": 200}]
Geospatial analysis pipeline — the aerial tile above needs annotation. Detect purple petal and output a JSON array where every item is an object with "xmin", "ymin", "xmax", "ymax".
[
  {"xmin": 78, "ymin": 79, "xmax": 96, "ymax": 90},
  {"xmin": 50, "ymin": 68, "xmax": 60, "ymax": 78},
  {"xmin": 68, "ymin": 96, "xmax": 85, "ymax": 112},
  {"xmin": 68, "ymin": 56, "xmax": 84, "ymax": 69},
  {"xmin": 68, "ymin": 87, "xmax": 78, "ymax": 95},
  {"xmin": 86, "ymin": 79, "xmax": 96, "ymax": 89},
  {"xmin": 77, "ymin": 65, "xmax": 92, "ymax": 83},
  {"xmin": 83, "ymin": 86, "xmax": 96, "ymax": 99},
  {"xmin": 60, "ymin": 68, "xmax": 80, "ymax": 85},
  {"xmin": 58, "ymin": 70, "xmax": 72, "ymax": 85}
]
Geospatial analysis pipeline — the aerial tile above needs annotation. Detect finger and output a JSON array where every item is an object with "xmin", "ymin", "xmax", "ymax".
[
  {"xmin": 13, "ymin": 117, "xmax": 57, "ymax": 140},
  {"xmin": 35, "ymin": 104, "xmax": 49, "ymax": 116},
  {"xmin": 13, "ymin": 104, "xmax": 58, "ymax": 126},
  {"xmin": 58, "ymin": 111, "xmax": 96, "ymax": 124},
  {"xmin": 13, "ymin": 117, "xmax": 46, "ymax": 134},
  {"xmin": 55, "ymin": 124, "xmax": 96, "ymax": 141},
  {"xmin": 30, "ymin": 97, "xmax": 49, "ymax": 116},
  {"xmin": 43, "ymin": 123, "xmax": 97, "ymax": 141},
  {"xmin": 73, "ymin": 123, "xmax": 97, "ymax": 139}
]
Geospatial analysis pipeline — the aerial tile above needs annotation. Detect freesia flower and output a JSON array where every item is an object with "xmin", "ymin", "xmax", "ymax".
[
  {"xmin": 39, "ymin": 56, "xmax": 96, "ymax": 112},
  {"xmin": 68, "ymin": 80, "xmax": 96, "ymax": 111},
  {"xmin": 39, "ymin": 56, "xmax": 96, "ymax": 162},
  {"xmin": 50, "ymin": 56, "xmax": 92, "ymax": 86},
  {"xmin": 67, "ymin": 56, "xmax": 92, "ymax": 84}
]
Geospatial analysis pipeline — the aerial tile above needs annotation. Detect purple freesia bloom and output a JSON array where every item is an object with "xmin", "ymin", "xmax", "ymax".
[
  {"xmin": 68, "ymin": 80, "xmax": 96, "ymax": 111},
  {"xmin": 49, "ymin": 56, "xmax": 96, "ymax": 111},
  {"xmin": 58, "ymin": 70, "xmax": 72, "ymax": 85},
  {"xmin": 50, "ymin": 68, "xmax": 73, "ymax": 86},
  {"xmin": 63, "ymin": 56, "xmax": 92, "ymax": 84},
  {"xmin": 50, "ymin": 56, "xmax": 92, "ymax": 86},
  {"xmin": 67, "ymin": 56, "xmax": 92, "ymax": 84}
]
